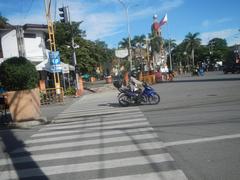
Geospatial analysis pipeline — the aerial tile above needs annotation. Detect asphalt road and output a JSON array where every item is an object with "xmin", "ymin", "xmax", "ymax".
[
  {"xmin": 1, "ymin": 71, "xmax": 240, "ymax": 180},
  {"xmin": 140, "ymin": 71, "xmax": 240, "ymax": 180}
]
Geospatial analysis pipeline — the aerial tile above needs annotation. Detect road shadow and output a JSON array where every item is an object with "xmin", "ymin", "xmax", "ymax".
[
  {"xmin": 98, "ymin": 103, "xmax": 121, "ymax": 107},
  {"xmin": 0, "ymin": 129, "xmax": 48, "ymax": 179}
]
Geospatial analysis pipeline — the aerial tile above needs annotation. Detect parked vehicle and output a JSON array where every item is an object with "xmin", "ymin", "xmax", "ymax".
[
  {"xmin": 223, "ymin": 63, "xmax": 240, "ymax": 74},
  {"xmin": 113, "ymin": 80, "xmax": 160, "ymax": 107}
]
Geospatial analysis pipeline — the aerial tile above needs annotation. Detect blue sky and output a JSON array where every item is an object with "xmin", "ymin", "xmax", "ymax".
[{"xmin": 1, "ymin": 0, "xmax": 240, "ymax": 48}]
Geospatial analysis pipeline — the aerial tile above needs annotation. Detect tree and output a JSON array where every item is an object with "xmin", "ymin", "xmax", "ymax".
[
  {"xmin": 54, "ymin": 21, "xmax": 113, "ymax": 74},
  {"xmin": 194, "ymin": 45, "xmax": 209, "ymax": 64},
  {"xmin": 54, "ymin": 21, "xmax": 85, "ymax": 65},
  {"xmin": 150, "ymin": 36, "xmax": 162, "ymax": 54},
  {"xmin": 163, "ymin": 39, "xmax": 177, "ymax": 50},
  {"xmin": 184, "ymin": 32, "xmax": 201, "ymax": 66},
  {"xmin": 131, "ymin": 35, "xmax": 146, "ymax": 48},
  {"xmin": 207, "ymin": 38, "xmax": 230, "ymax": 64},
  {"xmin": 0, "ymin": 15, "xmax": 8, "ymax": 28},
  {"xmin": 118, "ymin": 38, "xmax": 129, "ymax": 48},
  {"xmin": 172, "ymin": 42, "xmax": 188, "ymax": 69},
  {"xmin": 0, "ymin": 57, "xmax": 38, "ymax": 91}
]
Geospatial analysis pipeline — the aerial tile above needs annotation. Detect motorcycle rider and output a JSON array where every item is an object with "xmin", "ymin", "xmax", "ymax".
[{"xmin": 129, "ymin": 70, "xmax": 144, "ymax": 102}]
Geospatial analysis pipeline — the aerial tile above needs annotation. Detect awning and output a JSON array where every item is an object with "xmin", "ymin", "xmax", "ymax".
[{"xmin": 36, "ymin": 60, "xmax": 75, "ymax": 73}]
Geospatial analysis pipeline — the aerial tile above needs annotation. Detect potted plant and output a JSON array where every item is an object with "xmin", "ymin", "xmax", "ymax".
[{"xmin": 0, "ymin": 57, "xmax": 41, "ymax": 122}]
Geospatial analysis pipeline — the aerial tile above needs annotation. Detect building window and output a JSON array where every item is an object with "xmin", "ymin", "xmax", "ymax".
[{"xmin": 24, "ymin": 33, "xmax": 36, "ymax": 38}]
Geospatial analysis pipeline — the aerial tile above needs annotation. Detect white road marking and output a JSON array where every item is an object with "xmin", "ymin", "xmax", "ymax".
[
  {"xmin": 38, "ymin": 121, "xmax": 150, "ymax": 132},
  {"xmin": 92, "ymin": 170, "xmax": 188, "ymax": 180},
  {"xmin": 31, "ymin": 127, "xmax": 154, "ymax": 138},
  {"xmin": 29, "ymin": 128, "xmax": 153, "ymax": 144},
  {"xmin": 13, "ymin": 133, "xmax": 158, "ymax": 153},
  {"xmin": 0, "ymin": 154, "xmax": 174, "ymax": 180},
  {"xmin": 164, "ymin": 133, "xmax": 240, "ymax": 147},
  {"xmin": 48, "ymin": 113, "xmax": 144, "ymax": 127},
  {"xmin": 40, "ymin": 117, "xmax": 147, "ymax": 132},
  {"xmin": 0, "ymin": 142, "xmax": 165, "ymax": 166},
  {"xmin": 55, "ymin": 108, "xmax": 141, "ymax": 119},
  {"xmin": 58, "ymin": 106, "xmax": 139, "ymax": 115}
]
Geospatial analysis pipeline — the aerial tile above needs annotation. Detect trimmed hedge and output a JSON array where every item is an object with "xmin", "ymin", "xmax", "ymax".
[{"xmin": 0, "ymin": 57, "xmax": 38, "ymax": 91}]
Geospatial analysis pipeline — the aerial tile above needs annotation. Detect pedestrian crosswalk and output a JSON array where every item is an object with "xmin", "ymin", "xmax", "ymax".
[{"xmin": 0, "ymin": 91, "xmax": 188, "ymax": 180}]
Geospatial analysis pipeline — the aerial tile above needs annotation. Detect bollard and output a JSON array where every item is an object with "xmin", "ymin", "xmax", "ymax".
[{"xmin": 76, "ymin": 76, "xmax": 84, "ymax": 96}]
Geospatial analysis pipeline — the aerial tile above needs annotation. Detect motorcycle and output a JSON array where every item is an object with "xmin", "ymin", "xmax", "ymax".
[{"xmin": 113, "ymin": 80, "xmax": 160, "ymax": 107}]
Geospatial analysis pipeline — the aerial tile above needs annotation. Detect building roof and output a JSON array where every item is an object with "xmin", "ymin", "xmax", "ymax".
[
  {"xmin": 23, "ymin": 24, "xmax": 48, "ymax": 32},
  {"xmin": 0, "ymin": 23, "xmax": 48, "ymax": 33}
]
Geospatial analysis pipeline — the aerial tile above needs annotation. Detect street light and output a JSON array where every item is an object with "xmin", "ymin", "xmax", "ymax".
[
  {"xmin": 118, "ymin": 0, "xmax": 133, "ymax": 70},
  {"xmin": 168, "ymin": 39, "xmax": 172, "ymax": 71}
]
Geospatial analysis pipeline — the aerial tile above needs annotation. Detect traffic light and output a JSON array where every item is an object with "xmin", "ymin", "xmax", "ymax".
[
  {"xmin": 59, "ymin": 6, "xmax": 68, "ymax": 23},
  {"xmin": 75, "ymin": 65, "xmax": 80, "ymax": 74}
]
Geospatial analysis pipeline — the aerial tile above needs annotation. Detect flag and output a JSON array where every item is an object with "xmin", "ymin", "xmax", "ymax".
[{"xmin": 159, "ymin": 14, "xmax": 168, "ymax": 27}]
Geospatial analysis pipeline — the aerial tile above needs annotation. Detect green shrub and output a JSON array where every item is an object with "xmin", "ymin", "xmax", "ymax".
[
  {"xmin": 64, "ymin": 87, "xmax": 76, "ymax": 96},
  {"xmin": 0, "ymin": 57, "xmax": 39, "ymax": 91}
]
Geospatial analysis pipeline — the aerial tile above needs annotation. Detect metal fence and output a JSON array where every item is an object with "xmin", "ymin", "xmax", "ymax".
[{"xmin": 40, "ymin": 88, "xmax": 64, "ymax": 105}]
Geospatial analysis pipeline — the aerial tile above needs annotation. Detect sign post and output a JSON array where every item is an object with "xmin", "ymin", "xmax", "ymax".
[{"xmin": 49, "ymin": 51, "xmax": 61, "ymax": 94}]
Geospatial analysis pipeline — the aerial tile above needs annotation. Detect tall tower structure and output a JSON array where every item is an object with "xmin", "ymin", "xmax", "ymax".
[{"xmin": 44, "ymin": 0, "xmax": 61, "ymax": 91}]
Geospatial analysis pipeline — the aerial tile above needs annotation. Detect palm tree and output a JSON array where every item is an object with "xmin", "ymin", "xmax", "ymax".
[
  {"xmin": 163, "ymin": 39, "xmax": 177, "ymax": 50},
  {"xmin": 184, "ymin": 32, "xmax": 201, "ymax": 66},
  {"xmin": 118, "ymin": 38, "xmax": 129, "ymax": 48},
  {"xmin": 131, "ymin": 35, "xmax": 146, "ymax": 48}
]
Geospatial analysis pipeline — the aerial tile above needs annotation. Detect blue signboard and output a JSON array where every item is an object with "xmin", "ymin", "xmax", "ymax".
[
  {"xmin": 49, "ymin": 51, "xmax": 60, "ymax": 65},
  {"xmin": 51, "ymin": 64, "xmax": 62, "ymax": 73}
]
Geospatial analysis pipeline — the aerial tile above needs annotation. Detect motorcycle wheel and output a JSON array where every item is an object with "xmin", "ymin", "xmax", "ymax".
[
  {"xmin": 148, "ymin": 93, "xmax": 160, "ymax": 105},
  {"xmin": 118, "ymin": 94, "xmax": 130, "ymax": 107},
  {"xmin": 140, "ymin": 95, "xmax": 148, "ymax": 105}
]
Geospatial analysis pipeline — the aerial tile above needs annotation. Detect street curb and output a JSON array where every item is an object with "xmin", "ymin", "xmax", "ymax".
[{"xmin": 0, "ymin": 116, "xmax": 50, "ymax": 129}]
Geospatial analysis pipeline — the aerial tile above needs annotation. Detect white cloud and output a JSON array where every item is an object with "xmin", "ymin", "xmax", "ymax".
[
  {"xmin": 8, "ymin": 13, "xmax": 46, "ymax": 26},
  {"xmin": 68, "ymin": 0, "xmax": 184, "ymax": 41},
  {"xmin": 67, "ymin": 1, "xmax": 125, "ymax": 41},
  {"xmin": 161, "ymin": 0, "xmax": 184, "ymax": 12},
  {"xmin": 202, "ymin": 17, "xmax": 232, "ymax": 28},
  {"xmin": 4, "ymin": 0, "xmax": 184, "ymax": 43},
  {"xmin": 201, "ymin": 28, "xmax": 240, "ymax": 45},
  {"xmin": 132, "ymin": 0, "xmax": 183, "ymax": 18},
  {"xmin": 83, "ymin": 12, "xmax": 124, "ymax": 40}
]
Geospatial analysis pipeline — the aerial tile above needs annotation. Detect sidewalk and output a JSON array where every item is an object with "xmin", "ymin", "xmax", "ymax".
[{"xmin": 41, "ymin": 81, "xmax": 117, "ymax": 123}]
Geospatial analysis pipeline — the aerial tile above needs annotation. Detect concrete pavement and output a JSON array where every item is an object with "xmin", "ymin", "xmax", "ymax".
[
  {"xmin": 0, "ymin": 89, "xmax": 188, "ymax": 179},
  {"xmin": 1, "ymin": 71, "xmax": 239, "ymax": 128}
]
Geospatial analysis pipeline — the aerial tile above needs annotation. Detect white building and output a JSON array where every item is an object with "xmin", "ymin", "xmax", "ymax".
[
  {"xmin": 0, "ymin": 24, "xmax": 74, "ymax": 89},
  {"xmin": 0, "ymin": 24, "xmax": 49, "ymax": 65}
]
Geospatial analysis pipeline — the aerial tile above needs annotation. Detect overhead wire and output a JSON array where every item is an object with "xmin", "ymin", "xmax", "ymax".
[{"xmin": 54, "ymin": 0, "xmax": 57, "ymax": 22}]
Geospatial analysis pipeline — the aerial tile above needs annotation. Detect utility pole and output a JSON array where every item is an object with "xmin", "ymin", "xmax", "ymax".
[
  {"xmin": 44, "ymin": 0, "xmax": 61, "ymax": 92},
  {"xmin": 64, "ymin": 6, "xmax": 83, "ymax": 96},
  {"xmin": 71, "ymin": 33, "xmax": 80, "ymax": 95},
  {"xmin": 118, "ymin": 0, "xmax": 132, "ymax": 71},
  {"xmin": 168, "ymin": 39, "xmax": 172, "ymax": 70}
]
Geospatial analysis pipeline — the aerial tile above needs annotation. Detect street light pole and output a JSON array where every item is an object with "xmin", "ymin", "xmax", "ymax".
[
  {"xmin": 68, "ymin": 6, "xmax": 83, "ymax": 96},
  {"xmin": 118, "ymin": 0, "xmax": 132, "ymax": 71},
  {"xmin": 168, "ymin": 39, "xmax": 172, "ymax": 70}
]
